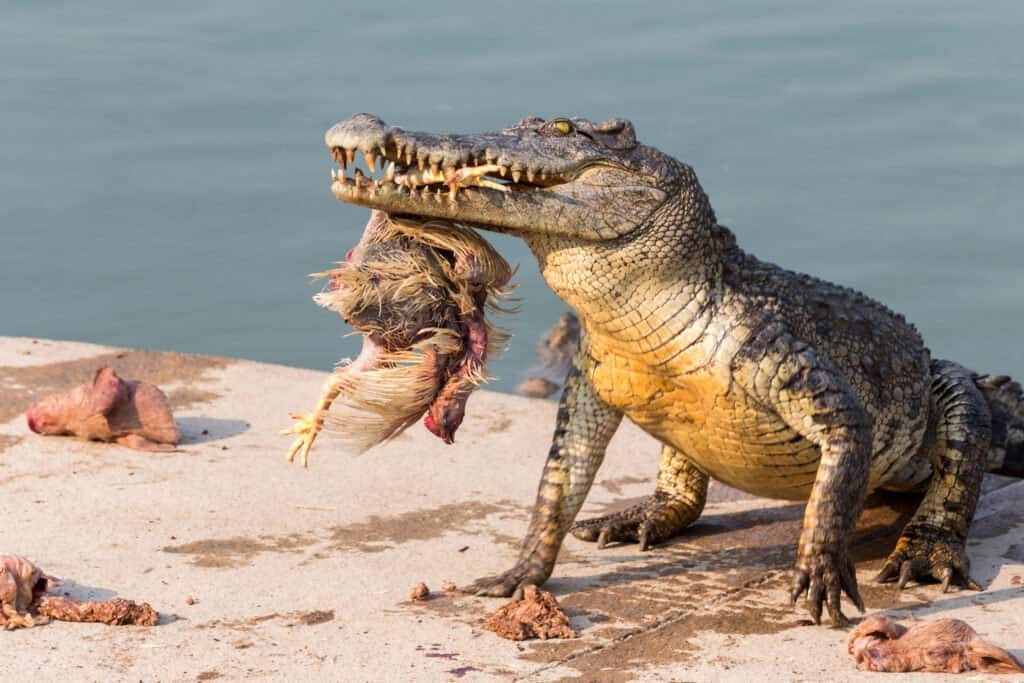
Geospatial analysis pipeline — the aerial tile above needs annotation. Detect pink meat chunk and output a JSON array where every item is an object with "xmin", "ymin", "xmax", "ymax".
[{"xmin": 26, "ymin": 366, "xmax": 178, "ymax": 452}]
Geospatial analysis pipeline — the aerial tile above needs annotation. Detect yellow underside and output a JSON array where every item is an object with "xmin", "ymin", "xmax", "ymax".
[{"xmin": 586, "ymin": 339, "xmax": 820, "ymax": 500}]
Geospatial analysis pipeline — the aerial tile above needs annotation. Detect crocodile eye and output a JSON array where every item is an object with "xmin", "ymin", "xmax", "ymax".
[{"xmin": 553, "ymin": 119, "xmax": 573, "ymax": 135}]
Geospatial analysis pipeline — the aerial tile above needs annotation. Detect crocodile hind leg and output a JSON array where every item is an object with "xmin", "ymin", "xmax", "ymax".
[
  {"xmin": 570, "ymin": 446, "xmax": 708, "ymax": 551},
  {"xmin": 877, "ymin": 360, "xmax": 990, "ymax": 592}
]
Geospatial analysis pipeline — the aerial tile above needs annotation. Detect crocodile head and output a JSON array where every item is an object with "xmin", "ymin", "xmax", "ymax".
[{"xmin": 324, "ymin": 114, "xmax": 695, "ymax": 241}]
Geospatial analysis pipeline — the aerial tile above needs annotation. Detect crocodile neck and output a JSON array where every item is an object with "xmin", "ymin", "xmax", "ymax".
[{"xmin": 523, "ymin": 194, "xmax": 734, "ymax": 366}]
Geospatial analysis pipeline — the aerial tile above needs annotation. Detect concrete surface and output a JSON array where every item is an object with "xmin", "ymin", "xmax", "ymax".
[{"xmin": 1, "ymin": 336, "xmax": 1022, "ymax": 682}]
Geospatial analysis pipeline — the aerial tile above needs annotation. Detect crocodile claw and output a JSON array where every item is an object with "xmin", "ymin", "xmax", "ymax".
[
  {"xmin": 876, "ymin": 531, "xmax": 982, "ymax": 592},
  {"xmin": 461, "ymin": 562, "xmax": 552, "ymax": 598},
  {"xmin": 789, "ymin": 548, "xmax": 864, "ymax": 627},
  {"xmin": 571, "ymin": 494, "xmax": 694, "ymax": 550}
]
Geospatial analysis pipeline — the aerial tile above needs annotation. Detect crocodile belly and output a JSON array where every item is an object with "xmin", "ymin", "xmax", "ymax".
[{"xmin": 588, "ymin": 349, "xmax": 821, "ymax": 501}]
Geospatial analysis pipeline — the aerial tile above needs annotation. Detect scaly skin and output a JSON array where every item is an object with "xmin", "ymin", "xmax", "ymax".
[{"xmin": 321, "ymin": 113, "xmax": 1024, "ymax": 625}]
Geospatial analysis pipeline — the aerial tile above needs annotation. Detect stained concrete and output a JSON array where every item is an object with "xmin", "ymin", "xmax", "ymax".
[{"xmin": 1, "ymin": 337, "xmax": 1021, "ymax": 682}]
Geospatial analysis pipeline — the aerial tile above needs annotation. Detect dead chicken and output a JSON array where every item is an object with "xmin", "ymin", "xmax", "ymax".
[
  {"xmin": 848, "ymin": 614, "xmax": 1023, "ymax": 674},
  {"xmin": 282, "ymin": 210, "xmax": 513, "ymax": 464}
]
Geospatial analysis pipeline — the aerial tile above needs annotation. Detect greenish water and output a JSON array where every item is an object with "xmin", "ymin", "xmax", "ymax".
[{"xmin": 3, "ymin": 2, "xmax": 1023, "ymax": 392}]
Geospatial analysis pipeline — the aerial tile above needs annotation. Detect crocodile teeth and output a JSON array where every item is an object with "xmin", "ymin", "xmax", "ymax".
[
  {"xmin": 336, "ymin": 148, "xmax": 521, "ymax": 198},
  {"xmin": 363, "ymin": 151, "xmax": 377, "ymax": 173}
]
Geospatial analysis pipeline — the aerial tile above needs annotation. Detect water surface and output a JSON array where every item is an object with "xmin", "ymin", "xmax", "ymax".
[{"xmin": 3, "ymin": 1, "xmax": 1023, "ymax": 393}]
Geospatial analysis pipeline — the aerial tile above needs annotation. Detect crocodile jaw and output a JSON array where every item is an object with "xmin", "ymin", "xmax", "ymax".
[{"xmin": 325, "ymin": 114, "xmax": 669, "ymax": 240}]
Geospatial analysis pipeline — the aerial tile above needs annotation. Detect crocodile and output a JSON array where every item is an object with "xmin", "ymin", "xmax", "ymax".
[{"xmin": 321, "ymin": 113, "xmax": 1024, "ymax": 625}]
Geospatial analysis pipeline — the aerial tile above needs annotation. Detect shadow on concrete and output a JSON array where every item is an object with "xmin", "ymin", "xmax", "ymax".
[
  {"xmin": 176, "ymin": 417, "xmax": 249, "ymax": 445},
  {"xmin": 874, "ymin": 585, "xmax": 1024, "ymax": 617},
  {"xmin": 553, "ymin": 489, "xmax": 1021, "ymax": 605},
  {"xmin": 55, "ymin": 579, "xmax": 117, "ymax": 602}
]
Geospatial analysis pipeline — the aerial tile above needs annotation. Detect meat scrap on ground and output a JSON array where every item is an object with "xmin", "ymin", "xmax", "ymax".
[
  {"xmin": 848, "ymin": 614, "xmax": 1024, "ymax": 673},
  {"xmin": 0, "ymin": 555, "xmax": 61, "ymax": 629},
  {"xmin": 26, "ymin": 366, "xmax": 178, "ymax": 452},
  {"xmin": 0, "ymin": 556, "xmax": 158, "ymax": 629},
  {"xmin": 409, "ymin": 582, "xmax": 430, "ymax": 601},
  {"xmin": 516, "ymin": 377, "xmax": 560, "ymax": 399},
  {"xmin": 482, "ymin": 585, "xmax": 577, "ymax": 641},
  {"xmin": 35, "ymin": 596, "xmax": 158, "ymax": 626},
  {"xmin": 282, "ymin": 210, "xmax": 514, "ymax": 465}
]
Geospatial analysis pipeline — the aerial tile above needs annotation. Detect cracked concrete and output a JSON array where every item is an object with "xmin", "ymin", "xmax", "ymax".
[{"xmin": 1, "ymin": 337, "xmax": 1021, "ymax": 682}]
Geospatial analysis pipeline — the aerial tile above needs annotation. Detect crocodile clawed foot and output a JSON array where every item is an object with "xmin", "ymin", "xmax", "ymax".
[
  {"xmin": 789, "ymin": 546, "xmax": 864, "ymax": 627},
  {"xmin": 460, "ymin": 562, "xmax": 551, "ymax": 598},
  {"xmin": 570, "ymin": 493, "xmax": 693, "ymax": 551},
  {"xmin": 876, "ymin": 528, "xmax": 982, "ymax": 592}
]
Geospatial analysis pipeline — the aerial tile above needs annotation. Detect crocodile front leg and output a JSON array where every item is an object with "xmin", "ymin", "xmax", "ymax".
[
  {"xmin": 464, "ymin": 352, "xmax": 623, "ymax": 598},
  {"xmin": 736, "ymin": 331, "xmax": 871, "ymax": 626},
  {"xmin": 877, "ymin": 360, "xmax": 989, "ymax": 591},
  {"xmin": 571, "ymin": 445, "xmax": 708, "ymax": 550}
]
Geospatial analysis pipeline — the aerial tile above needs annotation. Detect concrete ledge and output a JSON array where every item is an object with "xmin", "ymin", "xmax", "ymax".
[{"xmin": 1, "ymin": 337, "xmax": 1022, "ymax": 682}]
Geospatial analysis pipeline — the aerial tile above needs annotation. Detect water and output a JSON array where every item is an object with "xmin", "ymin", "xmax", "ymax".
[{"xmin": 3, "ymin": 1, "xmax": 1023, "ymax": 392}]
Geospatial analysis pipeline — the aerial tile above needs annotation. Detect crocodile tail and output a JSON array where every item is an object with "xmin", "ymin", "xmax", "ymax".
[{"xmin": 974, "ymin": 373, "xmax": 1024, "ymax": 477}]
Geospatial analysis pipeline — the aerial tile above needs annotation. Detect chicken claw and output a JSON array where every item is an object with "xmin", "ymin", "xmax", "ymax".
[{"xmin": 281, "ymin": 411, "xmax": 325, "ymax": 468}]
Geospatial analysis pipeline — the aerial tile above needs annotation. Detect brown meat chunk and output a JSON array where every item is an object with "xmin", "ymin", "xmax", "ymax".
[
  {"xmin": 35, "ymin": 596, "xmax": 158, "ymax": 626},
  {"xmin": 482, "ymin": 585, "xmax": 577, "ymax": 641},
  {"xmin": 409, "ymin": 582, "xmax": 430, "ymax": 601}
]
